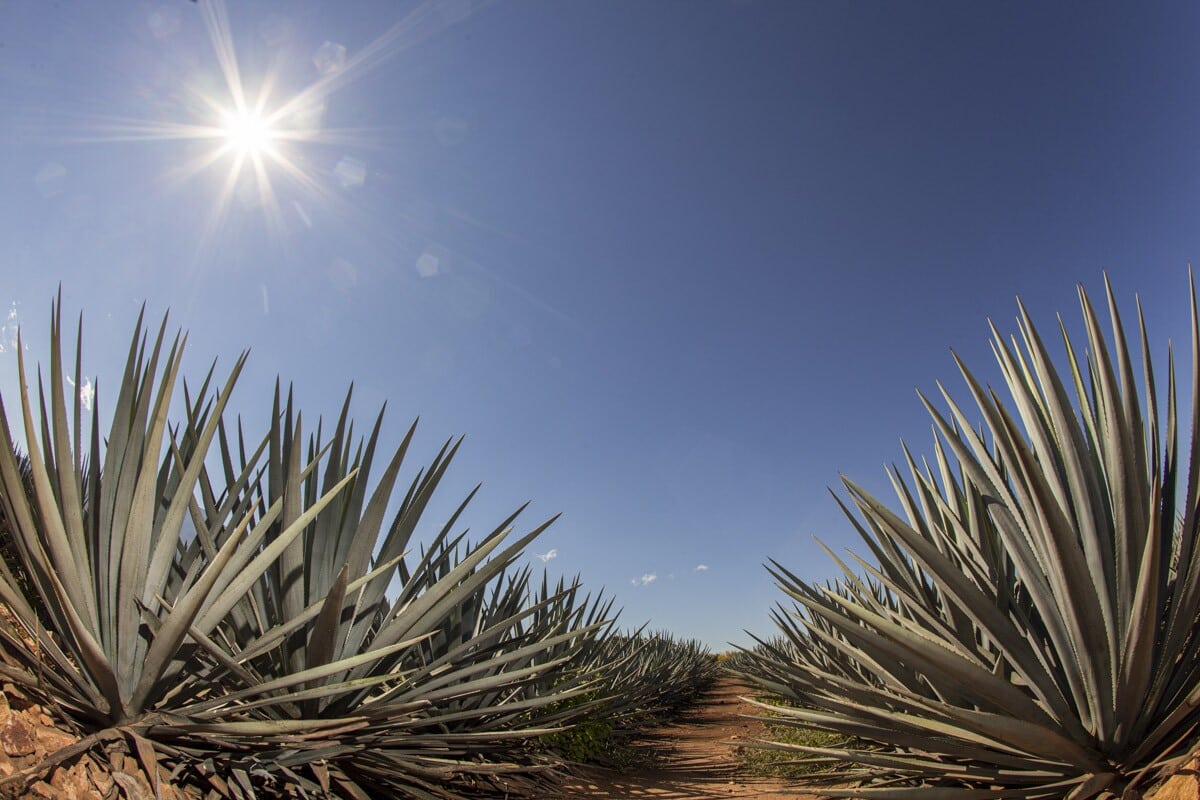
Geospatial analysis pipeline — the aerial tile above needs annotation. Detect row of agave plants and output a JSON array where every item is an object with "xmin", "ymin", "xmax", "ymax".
[
  {"xmin": 735, "ymin": 275, "xmax": 1200, "ymax": 799},
  {"xmin": 0, "ymin": 296, "xmax": 716, "ymax": 799}
]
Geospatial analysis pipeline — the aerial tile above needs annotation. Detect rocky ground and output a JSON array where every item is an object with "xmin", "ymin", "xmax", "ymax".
[{"xmin": 0, "ymin": 684, "xmax": 193, "ymax": 800}]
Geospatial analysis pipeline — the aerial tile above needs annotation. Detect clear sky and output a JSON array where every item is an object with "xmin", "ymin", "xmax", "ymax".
[{"xmin": 1, "ymin": 1, "xmax": 1198, "ymax": 648}]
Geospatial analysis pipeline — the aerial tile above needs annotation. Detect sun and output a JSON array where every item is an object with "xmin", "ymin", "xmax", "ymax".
[
  {"xmin": 219, "ymin": 108, "xmax": 277, "ymax": 157},
  {"xmin": 76, "ymin": 0, "xmax": 485, "ymax": 250}
]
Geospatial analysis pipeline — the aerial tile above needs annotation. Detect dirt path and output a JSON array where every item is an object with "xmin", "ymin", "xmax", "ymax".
[{"xmin": 558, "ymin": 678, "xmax": 821, "ymax": 799}]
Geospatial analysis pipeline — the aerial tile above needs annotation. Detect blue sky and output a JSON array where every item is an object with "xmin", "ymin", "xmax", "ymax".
[{"xmin": 1, "ymin": 1, "xmax": 1198, "ymax": 648}]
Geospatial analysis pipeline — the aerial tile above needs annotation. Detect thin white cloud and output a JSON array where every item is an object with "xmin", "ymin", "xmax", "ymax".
[
  {"xmin": 695, "ymin": 564, "xmax": 710, "ymax": 572},
  {"xmin": 67, "ymin": 376, "xmax": 94, "ymax": 413},
  {"xmin": 631, "ymin": 573, "xmax": 657, "ymax": 587},
  {"xmin": 0, "ymin": 303, "xmax": 20, "ymax": 354},
  {"xmin": 536, "ymin": 548, "xmax": 557, "ymax": 563}
]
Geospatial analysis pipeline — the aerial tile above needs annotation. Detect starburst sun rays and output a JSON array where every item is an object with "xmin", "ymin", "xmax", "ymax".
[{"xmin": 65, "ymin": 0, "xmax": 480, "ymax": 249}]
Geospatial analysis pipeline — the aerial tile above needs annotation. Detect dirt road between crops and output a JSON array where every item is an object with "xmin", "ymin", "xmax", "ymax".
[{"xmin": 558, "ymin": 678, "xmax": 822, "ymax": 799}]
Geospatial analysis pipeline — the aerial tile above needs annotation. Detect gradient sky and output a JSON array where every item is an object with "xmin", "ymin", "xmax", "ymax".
[{"xmin": 1, "ymin": 1, "xmax": 1198, "ymax": 648}]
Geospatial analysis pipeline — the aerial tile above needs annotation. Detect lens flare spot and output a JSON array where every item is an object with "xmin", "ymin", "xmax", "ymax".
[
  {"xmin": 313, "ymin": 41, "xmax": 347, "ymax": 75},
  {"xmin": 334, "ymin": 156, "xmax": 367, "ymax": 188}
]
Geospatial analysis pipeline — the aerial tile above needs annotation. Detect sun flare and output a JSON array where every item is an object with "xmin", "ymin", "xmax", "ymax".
[
  {"xmin": 219, "ymin": 108, "xmax": 277, "ymax": 157},
  {"xmin": 72, "ymin": 0, "xmax": 482, "ymax": 251}
]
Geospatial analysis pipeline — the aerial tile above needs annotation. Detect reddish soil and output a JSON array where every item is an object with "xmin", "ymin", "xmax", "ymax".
[{"xmin": 558, "ymin": 678, "xmax": 822, "ymax": 799}]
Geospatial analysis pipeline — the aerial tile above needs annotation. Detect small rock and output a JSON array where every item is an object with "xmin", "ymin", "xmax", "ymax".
[
  {"xmin": 1147, "ymin": 757, "xmax": 1200, "ymax": 800},
  {"xmin": 1, "ymin": 715, "xmax": 36, "ymax": 756},
  {"xmin": 28, "ymin": 781, "xmax": 57, "ymax": 799},
  {"xmin": 37, "ymin": 726, "xmax": 75, "ymax": 754},
  {"xmin": 50, "ymin": 759, "xmax": 91, "ymax": 800},
  {"xmin": 1148, "ymin": 772, "xmax": 1200, "ymax": 800}
]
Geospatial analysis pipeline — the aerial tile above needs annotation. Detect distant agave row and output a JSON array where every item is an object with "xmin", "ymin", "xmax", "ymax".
[
  {"xmin": 0, "ymin": 298, "xmax": 627, "ymax": 799},
  {"xmin": 590, "ymin": 631, "xmax": 719, "ymax": 733},
  {"xmin": 534, "ymin": 630, "xmax": 719, "ymax": 764},
  {"xmin": 739, "ymin": 276, "xmax": 1200, "ymax": 799}
]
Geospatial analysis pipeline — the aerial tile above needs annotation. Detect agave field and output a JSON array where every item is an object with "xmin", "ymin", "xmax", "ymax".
[
  {"xmin": 736, "ymin": 276, "xmax": 1200, "ymax": 799},
  {"xmin": 4, "ymin": 275, "xmax": 1200, "ymax": 800},
  {"xmin": 0, "ymin": 296, "xmax": 719, "ymax": 799}
]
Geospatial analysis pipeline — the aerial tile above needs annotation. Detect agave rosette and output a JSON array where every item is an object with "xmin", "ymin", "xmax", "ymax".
[
  {"xmin": 0, "ymin": 298, "xmax": 371, "ymax": 784},
  {"xmin": 158, "ymin": 383, "xmax": 618, "ymax": 797},
  {"xmin": 743, "ymin": 276, "xmax": 1200, "ymax": 799}
]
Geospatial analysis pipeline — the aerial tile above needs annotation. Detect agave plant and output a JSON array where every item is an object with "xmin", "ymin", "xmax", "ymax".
[
  {"xmin": 170, "ymin": 385, "xmax": 617, "ymax": 798},
  {"xmin": 739, "ymin": 275, "xmax": 1200, "ymax": 799},
  {"xmin": 0, "ymin": 299, "xmax": 377, "ymax": 786},
  {"xmin": 0, "ymin": 296, "xmax": 620, "ymax": 799}
]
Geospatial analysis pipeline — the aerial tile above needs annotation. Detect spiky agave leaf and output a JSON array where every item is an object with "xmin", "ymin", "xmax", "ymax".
[
  {"xmin": 0, "ymin": 448, "xmax": 44, "ymax": 624},
  {"xmin": 742, "ymin": 275, "xmax": 1200, "ymax": 799}
]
